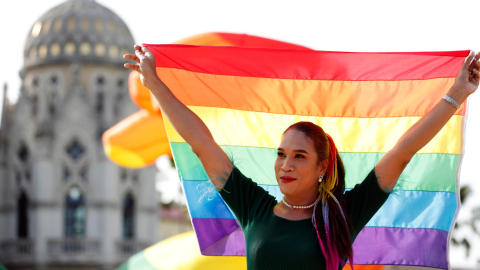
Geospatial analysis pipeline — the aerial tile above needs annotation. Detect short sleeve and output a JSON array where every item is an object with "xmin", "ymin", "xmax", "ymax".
[
  {"xmin": 219, "ymin": 167, "xmax": 276, "ymax": 228},
  {"xmin": 343, "ymin": 168, "xmax": 390, "ymax": 240}
]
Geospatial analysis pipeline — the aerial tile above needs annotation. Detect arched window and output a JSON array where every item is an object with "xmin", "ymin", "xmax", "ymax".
[
  {"xmin": 116, "ymin": 79, "xmax": 125, "ymax": 99},
  {"xmin": 17, "ymin": 143, "xmax": 29, "ymax": 163},
  {"xmin": 65, "ymin": 186, "xmax": 85, "ymax": 237},
  {"xmin": 48, "ymin": 92, "xmax": 57, "ymax": 115},
  {"xmin": 50, "ymin": 75, "xmax": 58, "ymax": 85},
  {"xmin": 17, "ymin": 191, "xmax": 29, "ymax": 238},
  {"xmin": 32, "ymin": 77, "xmax": 39, "ymax": 87},
  {"xmin": 122, "ymin": 193, "xmax": 135, "ymax": 239},
  {"xmin": 31, "ymin": 94, "xmax": 38, "ymax": 116},
  {"xmin": 96, "ymin": 91, "xmax": 104, "ymax": 115},
  {"xmin": 117, "ymin": 79, "xmax": 124, "ymax": 89}
]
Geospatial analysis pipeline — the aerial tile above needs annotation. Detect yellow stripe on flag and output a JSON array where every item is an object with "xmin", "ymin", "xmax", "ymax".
[{"xmin": 165, "ymin": 106, "xmax": 462, "ymax": 154}]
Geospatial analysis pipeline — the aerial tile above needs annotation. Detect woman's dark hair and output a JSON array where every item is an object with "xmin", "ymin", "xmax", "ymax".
[{"xmin": 284, "ymin": 121, "xmax": 353, "ymax": 269}]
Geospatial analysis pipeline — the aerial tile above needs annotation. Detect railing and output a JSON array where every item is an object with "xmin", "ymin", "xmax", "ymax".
[
  {"xmin": 116, "ymin": 240, "xmax": 150, "ymax": 259},
  {"xmin": 1, "ymin": 238, "xmax": 148, "ymax": 264},
  {"xmin": 0, "ymin": 239, "xmax": 34, "ymax": 263},
  {"xmin": 48, "ymin": 238, "xmax": 101, "ymax": 262}
]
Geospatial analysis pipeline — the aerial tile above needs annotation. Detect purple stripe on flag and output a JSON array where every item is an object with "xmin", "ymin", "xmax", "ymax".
[
  {"xmin": 352, "ymin": 227, "xmax": 448, "ymax": 269},
  {"xmin": 191, "ymin": 218, "xmax": 245, "ymax": 256},
  {"xmin": 192, "ymin": 218, "xmax": 449, "ymax": 268}
]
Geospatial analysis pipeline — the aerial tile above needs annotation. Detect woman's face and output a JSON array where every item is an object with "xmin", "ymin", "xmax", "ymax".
[{"xmin": 275, "ymin": 130, "xmax": 326, "ymax": 199}]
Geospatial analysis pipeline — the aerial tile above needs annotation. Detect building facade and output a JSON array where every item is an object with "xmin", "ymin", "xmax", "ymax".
[{"xmin": 0, "ymin": 0, "xmax": 157, "ymax": 269}]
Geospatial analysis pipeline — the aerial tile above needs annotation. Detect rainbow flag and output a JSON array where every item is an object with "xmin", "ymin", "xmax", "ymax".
[{"xmin": 145, "ymin": 44, "xmax": 469, "ymax": 268}]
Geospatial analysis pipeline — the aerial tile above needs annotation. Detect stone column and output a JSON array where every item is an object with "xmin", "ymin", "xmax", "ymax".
[
  {"xmin": 96, "ymin": 160, "xmax": 120, "ymax": 266},
  {"xmin": 32, "ymin": 137, "xmax": 60, "ymax": 265},
  {"xmin": 137, "ymin": 165, "xmax": 158, "ymax": 244}
]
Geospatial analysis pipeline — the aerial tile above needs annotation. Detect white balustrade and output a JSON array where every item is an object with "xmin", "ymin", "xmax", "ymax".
[{"xmin": 0, "ymin": 239, "xmax": 34, "ymax": 263}]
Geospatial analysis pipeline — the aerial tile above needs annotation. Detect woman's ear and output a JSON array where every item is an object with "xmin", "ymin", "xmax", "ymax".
[{"xmin": 319, "ymin": 159, "xmax": 329, "ymax": 175}]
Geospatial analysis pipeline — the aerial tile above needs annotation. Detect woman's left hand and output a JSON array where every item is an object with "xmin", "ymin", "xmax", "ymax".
[
  {"xmin": 375, "ymin": 50, "xmax": 479, "ymax": 191},
  {"xmin": 453, "ymin": 51, "xmax": 480, "ymax": 95}
]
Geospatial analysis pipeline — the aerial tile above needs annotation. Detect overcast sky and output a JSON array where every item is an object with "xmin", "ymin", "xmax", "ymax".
[{"xmin": 1, "ymin": 0, "xmax": 479, "ymax": 267}]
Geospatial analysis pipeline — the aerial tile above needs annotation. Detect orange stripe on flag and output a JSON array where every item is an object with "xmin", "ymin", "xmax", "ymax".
[{"xmin": 157, "ymin": 68, "xmax": 463, "ymax": 117}]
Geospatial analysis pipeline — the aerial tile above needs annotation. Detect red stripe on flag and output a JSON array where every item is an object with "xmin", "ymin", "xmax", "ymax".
[{"xmin": 145, "ymin": 44, "xmax": 468, "ymax": 81}]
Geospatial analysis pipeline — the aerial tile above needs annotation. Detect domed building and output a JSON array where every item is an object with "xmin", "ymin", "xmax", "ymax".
[{"xmin": 0, "ymin": 0, "xmax": 158, "ymax": 269}]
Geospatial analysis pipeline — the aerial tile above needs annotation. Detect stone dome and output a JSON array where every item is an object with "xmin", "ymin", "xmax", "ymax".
[{"xmin": 23, "ymin": 0, "xmax": 134, "ymax": 69}]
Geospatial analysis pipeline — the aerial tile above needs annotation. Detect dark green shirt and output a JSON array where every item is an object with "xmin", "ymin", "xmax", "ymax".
[{"xmin": 219, "ymin": 167, "xmax": 390, "ymax": 270}]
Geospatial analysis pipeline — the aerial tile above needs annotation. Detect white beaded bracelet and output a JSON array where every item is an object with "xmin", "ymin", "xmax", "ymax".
[{"xmin": 443, "ymin": 95, "xmax": 460, "ymax": 110}]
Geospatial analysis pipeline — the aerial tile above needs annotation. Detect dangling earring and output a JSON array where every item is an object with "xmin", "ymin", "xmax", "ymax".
[{"xmin": 318, "ymin": 175, "xmax": 323, "ymax": 183}]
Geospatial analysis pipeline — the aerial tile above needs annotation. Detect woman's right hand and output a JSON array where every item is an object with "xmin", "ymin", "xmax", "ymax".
[
  {"xmin": 123, "ymin": 44, "xmax": 233, "ymax": 188},
  {"xmin": 124, "ymin": 45, "xmax": 160, "ymax": 90}
]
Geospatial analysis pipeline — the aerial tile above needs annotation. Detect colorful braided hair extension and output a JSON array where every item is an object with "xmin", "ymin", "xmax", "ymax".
[{"xmin": 312, "ymin": 134, "xmax": 354, "ymax": 270}]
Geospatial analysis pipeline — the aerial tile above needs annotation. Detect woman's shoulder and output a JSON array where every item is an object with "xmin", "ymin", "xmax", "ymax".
[
  {"xmin": 343, "ymin": 167, "xmax": 390, "ymax": 238},
  {"xmin": 219, "ymin": 166, "xmax": 277, "ymax": 221},
  {"xmin": 344, "ymin": 168, "xmax": 388, "ymax": 199}
]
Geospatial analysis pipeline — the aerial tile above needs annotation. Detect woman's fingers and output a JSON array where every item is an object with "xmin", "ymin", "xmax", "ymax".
[
  {"xmin": 473, "ymin": 68, "xmax": 479, "ymax": 76},
  {"xmin": 124, "ymin": 45, "xmax": 157, "ymax": 87},
  {"xmin": 124, "ymin": 45, "xmax": 150, "ymax": 63},
  {"xmin": 142, "ymin": 47, "xmax": 156, "ymax": 59},
  {"xmin": 472, "ymin": 68, "xmax": 479, "ymax": 81},
  {"xmin": 135, "ymin": 49, "xmax": 145, "ymax": 61},
  {"xmin": 467, "ymin": 51, "xmax": 477, "ymax": 71},
  {"xmin": 469, "ymin": 53, "xmax": 479, "ymax": 79},
  {"xmin": 142, "ymin": 46, "xmax": 151, "ymax": 54},
  {"xmin": 463, "ymin": 51, "xmax": 475, "ymax": 70},
  {"xmin": 123, "ymin": 53, "xmax": 139, "ymax": 63},
  {"xmin": 124, "ymin": 63, "xmax": 140, "ymax": 73},
  {"xmin": 140, "ymin": 46, "xmax": 154, "ymax": 58},
  {"xmin": 459, "ymin": 51, "xmax": 480, "ymax": 82}
]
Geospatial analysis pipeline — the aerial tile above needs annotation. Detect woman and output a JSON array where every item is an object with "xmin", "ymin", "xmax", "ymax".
[{"xmin": 125, "ymin": 46, "xmax": 479, "ymax": 270}]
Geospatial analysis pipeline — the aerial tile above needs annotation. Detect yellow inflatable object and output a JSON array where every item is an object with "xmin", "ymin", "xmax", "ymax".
[{"xmin": 118, "ymin": 231, "xmax": 247, "ymax": 270}]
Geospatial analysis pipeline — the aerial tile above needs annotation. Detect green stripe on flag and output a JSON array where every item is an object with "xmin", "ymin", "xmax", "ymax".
[{"xmin": 171, "ymin": 142, "xmax": 457, "ymax": 193}]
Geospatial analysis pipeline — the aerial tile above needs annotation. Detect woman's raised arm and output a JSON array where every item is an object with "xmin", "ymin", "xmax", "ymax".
[
  {"xmin": 124, "ymin": 45, "xmax": 233, "ymax": 190},
  {"xmin": 375, "ymin": 51, "xmax": 480, "ymax": 192}
]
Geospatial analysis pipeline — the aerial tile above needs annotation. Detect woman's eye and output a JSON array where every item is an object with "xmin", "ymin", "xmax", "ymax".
[
  {"xmin": 296, "ymin": 154, "xmax": 305, "ymax": 158},
  {"xmin": 277, "ymin": 152, "xmax": 285, "ymax": 157}
]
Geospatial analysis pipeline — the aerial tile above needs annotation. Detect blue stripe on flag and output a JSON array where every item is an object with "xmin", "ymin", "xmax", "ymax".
[{"xmin": 183, "ymin": 181, "xmax": 456, "ymax": 231}]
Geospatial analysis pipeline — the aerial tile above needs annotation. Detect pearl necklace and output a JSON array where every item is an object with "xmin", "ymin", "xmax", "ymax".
[{"xmin": 282, "ymin": 196, "xmax": 317, "ymax": 209}]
